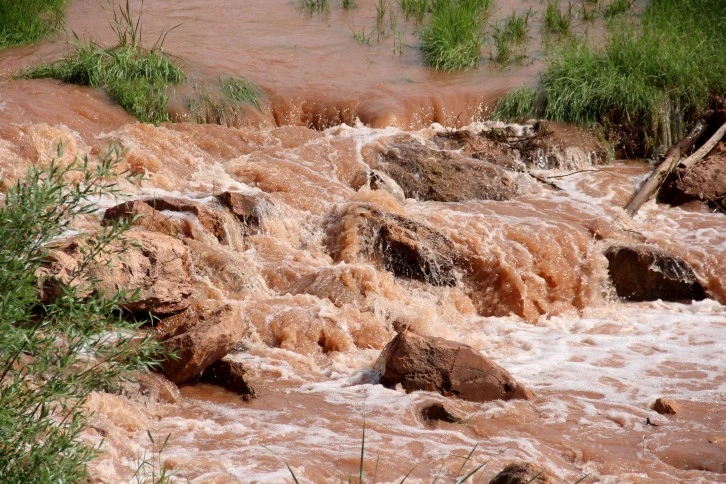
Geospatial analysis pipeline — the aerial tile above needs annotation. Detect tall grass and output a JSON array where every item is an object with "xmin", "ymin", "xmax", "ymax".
[
  {"xmin": 420, "ymin": 0, "xmax": 492, "ymax": 71},
  {"xmin": 495, "ymin": 0, "xmax": 726, "ymax": 156},
  {"xmin": 22, "ymin": 0, "xmax": 184, "ymax": 124},
  {"xmin": 492, "ymin": 10, "xmax": 532, "ymax": 65},
  {"xmin": 187, "ymin": 75, "xmax": 265, "ymax": 126},
  {"xmin": 542, "ymin": 0, "xmax": 574, "ymax": 38},
  {"xmin": 0, "ymin": 0, "xmax": 68, "ymax": 48},
  {"xmin": 0, "ymin": 145, "xmax": 163, "ymax": 481}
]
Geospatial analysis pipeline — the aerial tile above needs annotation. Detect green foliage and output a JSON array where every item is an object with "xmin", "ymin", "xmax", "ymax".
[
  {"xmin": 342, "ymin": 0, "xmax": 357, "ymax": 11},
  {"xmin": 420, "ymin": 0, "xmax": 492, "ymax": 71},
  {"xmin": 399, "ymin": 0, "xmax": 432, "ymax": 23},
  {"xmin": 0, "ymin": 0, "xmax": 68, "ymax": 48},
  {"xmin": 301, "ymin": 0, "xmax": 329, "ymax": 14},
  {"xmin": 187, "ymin": 76, "xmax": 265, "ymax": 126},
  {"xmin": 492, "ymin": 10, "xmax": 531, "ymax": 65},
  {"xmin": 134, "ymin": 432, "xmax": 174, "ymax": 483},
  {"xmin": 0, "ymin": 145, "xmax": 163, "ymax": 482},
  {"xmin": 21, "ymin": 0, "xmax": 184, "ymax": 124},
  {"xmin": 492, "ymin": 86, "xmax": 538, "ymax": 120},
  {"xmin": 496, "ymin": 0, "xmax": 726, "ymax": 156},
  {"xmin": 542, "ymin": 0, "xmax": 574, "ymax": 38},
  {"xmin": 602, "ymin": 0, "xmax": 634, "ymax": 20}
]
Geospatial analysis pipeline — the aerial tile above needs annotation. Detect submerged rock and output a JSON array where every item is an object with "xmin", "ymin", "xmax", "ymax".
[
  {"xmin": 156, "ymin": 303, "xmax": 247, "ymax": 384},
  {"xmin": 604, "ymin": 245, "xmax": 706, "ymax": 302},
  {"xmin": 350, "ymin": 169, "xmax": 406, "ymax": 202},
  {"xmin": 489, "ymin": 462, "xmax": 553, "ymax": 484},
  {"xmin": 375, "ymin": 331, "xmax": 531, "ymax": 402},
  {"xmin": 420, "ymin": 402, "xmax": 463, "ymax": 424},
  {"xmin": 39, "ymin": 230, "xmax": 193, "ymax": 315},
  {"xmin": 200, "ymin": 357, "xmax": 256, "ymax": 399},
  {"xmin": 326, "ymin": 203, "xmax": 458, "ymax": 286},
  {"xmin": 362, "ymin": 134, "xmax": 518, "ymax": 202}
]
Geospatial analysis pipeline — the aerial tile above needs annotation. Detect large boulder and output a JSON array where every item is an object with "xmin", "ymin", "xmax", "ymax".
[
  {"xmin": 604, "ymin": 245, "xmax": 706, "ymax": 302},
  {"xmin": 325, "ymin": 203, "xmax": 458, "ymax": 286},
  {"xmin": 156, "ymin": 303, "xmax": 247, "ymax": 384},
  {"xmin": 40, "ymin": 230, "xmax": 193, "ymax": 314},
  {"xmin": 375, "ymin": 331, "xmax": 531, "ymax": 402},
  {"xmin": 361, "ymin": 134, "xmax": 518, "ymax": 202}
]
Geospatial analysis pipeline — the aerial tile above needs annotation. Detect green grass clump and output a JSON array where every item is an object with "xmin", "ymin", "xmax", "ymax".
[
  {"xmin": 542, "ymin": 0, "xmax": 574, "ymax": 38},
  {"xmin": 602, "ymin": 0, "xmax": 634, "ymax": 20},
  {"xmin": 496, "ymin": 0, "xmax": 726, "ymax": 156},
  {"xmin": 188, "ymin": 76, "xmax": 266, "ymax": 126},
  {"xmin": 400, "ymin": 0, "xmax": 432, "ymax": 23},
  {"xmin": 0, "ymin": 145, "xmax": 163, "ymax": 482},
  {"xmin": 0, "ymin": 0, "xmax": 68, "ymax": 48},
  {"xmin": 420, "ymin": 0, "xmax": 492, "ymax": 71},
  {"xmin": 301, "ymin": 0, "xmax": 329, "ymax": 14},
  {"xmin": 492, "ymin": 10, "xmax": 532, "ymax": 65},
  {"xmin": 492, "ymin": 86, "xmax": 538, "ymax": 120},
  {"xmin": 21, "ymin": 1, "xmax": 184, "ymax": 124}
]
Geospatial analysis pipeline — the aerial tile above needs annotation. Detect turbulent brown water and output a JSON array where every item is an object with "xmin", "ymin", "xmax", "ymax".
[{"xmin": 1, "ymin": 0, "xmax": 724, "ymax": 482}]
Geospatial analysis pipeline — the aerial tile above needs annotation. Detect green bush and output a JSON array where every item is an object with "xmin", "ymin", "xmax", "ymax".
[
  {"xmin": 495, "ymin": 0, "xmax": 726, "ymax": 156},
  {"xmin": 420, "ymin": 0, "xmax": 492, "ymax": 71},
  {"xmin": 0, "ymin": 0, "xmax": 68, "ymax": 48},
  {"xmin": 22, "ymin": 1, "xmax": 184, "ymax": 124},
  {"xmin": 0, "ymin": 145, "xmax": 163, "ymax": 482}
]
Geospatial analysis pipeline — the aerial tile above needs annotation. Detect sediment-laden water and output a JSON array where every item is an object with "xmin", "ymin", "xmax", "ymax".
[{"xmin": 0, "ymin": 0, "xmax": 724, "ymax": 482}]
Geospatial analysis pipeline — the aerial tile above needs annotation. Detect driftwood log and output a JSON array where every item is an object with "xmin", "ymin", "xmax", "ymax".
[
  {"xmin": 677, "ymin": 121, "xmax": 726, "ymax": 171},
  {"xmin": 625, "ymin": 122, "xmax": 706, "ymax": 216}
]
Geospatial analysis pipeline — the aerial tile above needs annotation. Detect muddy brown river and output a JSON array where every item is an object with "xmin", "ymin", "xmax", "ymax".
[{"xmin": 0, "ymin": 0, "xmax": 724, "ymax": 482}]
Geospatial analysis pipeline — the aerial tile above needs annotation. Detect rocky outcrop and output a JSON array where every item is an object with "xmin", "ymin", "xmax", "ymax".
[
  {"xmin": 216, "ymin": 190, "xmax": 270, "ymax": 232},
  {"xmin": 652, "ymin": 397, "xmax": 680, "ymax": 415},
  {"xmin": 39, "ymin": 230, "xmax": 193, "ymax": 314},
  {"xmin": 362, "ymin": 134, "xmax": 518, "ymax": 202},
  {"xmin": 104, "ymin": 197, "xmax": 228, "ymax": 242},
  {"xmin": 326, "ymin": 203, "xmax": 458, "ymax": 286},
  {"xmin": 200, "ymin": 357, "xmax": 256, "ymax": 399},
  {"xmin": 375, "ymin": 331, "xmax": 531, "ymax": 402},
  {"xmin": 604, "ymin": 245, "xmax": 706, "ymax": 302},
  {"xmin": 156, "ymin": 304, "xmax": 247, "ymax": 384},
  {"xmin": 489, "ymin": 462, "xmax": 553, "ymax": 484}
]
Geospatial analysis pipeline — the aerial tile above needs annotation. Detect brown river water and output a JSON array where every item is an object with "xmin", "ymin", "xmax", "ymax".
[{"xmin": 0, "ymin": 0, "xmax": 724, "ymax": 482}]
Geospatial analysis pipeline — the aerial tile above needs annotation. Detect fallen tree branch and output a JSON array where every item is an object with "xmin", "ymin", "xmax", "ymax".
[
  {"xmin": 624, "ymin": 122, "xmax": 706, "ymax": 216},
  {"xmin": 678, "ymin": 121, "xmax": 726, "ymax": 172}
]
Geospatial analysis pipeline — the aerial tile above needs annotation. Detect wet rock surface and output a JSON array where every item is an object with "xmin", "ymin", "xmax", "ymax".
[
  {"xmin": 200, "ymin": 357, "xmax": 257, "ymax": 399},
  {"xmin": 39, "ymin": 230, "xmax": 193, "ymax": 315},
  {"xmin": 326, "ymin": 203, "xmax": 458, "ymax": 286},
  {"xmin": 489, "ymin": 462, "xmax": 554, "ymax": 484},
  {"xmin": 604, "ymin": 244, "xmax": 707, "ymax": 302},
  {"xmin": 375, "ymin": 331, "xmax": 531, "ymax": 402},
  {"xmin": 156, "ymin": 303, "xmax": 247, "ymax": 384},
  {"xmin": 420, "ymin": 402, "xmax": 463, "ymax": 424},
  {"xmin": 653, "ymin": 397, "xmax": 681, "ymax": 415},
  {"xmin": 362, "ymin": 134, "xmax": 518, "ymax": 202},
  {"xmin": 350, "ymin": 169, "xmax": 406, "ymax": 202},
  {"xmin": 216, "ymin": 190, "xmax": 269, "ymax": 232}
]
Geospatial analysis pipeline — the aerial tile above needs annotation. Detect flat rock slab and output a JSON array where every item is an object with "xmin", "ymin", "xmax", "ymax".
[
  {"xmin": 375, "ymin": 331, "xmax": 531, "ymax": 402},
  {"xmin": 604, "ymin": 245, "xmax": 706, "ymax": 302}
]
